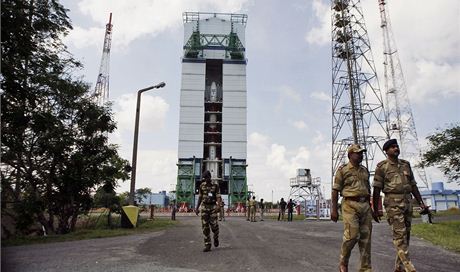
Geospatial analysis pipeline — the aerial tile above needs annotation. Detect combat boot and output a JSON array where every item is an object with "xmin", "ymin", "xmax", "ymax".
[
  {"xmin": 214, "ymin": 238, "xmax": 219, "ymax": 247},
  {"xmin": 203, "ymin": 245, "xmax": 211, "ymax": 252},
  {"xmin": 339, "ymin": 262, "xmax": 348, "ymax": 272}
]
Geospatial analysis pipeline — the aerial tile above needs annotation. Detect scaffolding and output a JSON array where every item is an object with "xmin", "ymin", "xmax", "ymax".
[
  {"xmin": 93, "ymin": 13, "xmax": 113, "ymax": 106},
  {"xmin": 289, "ymin": 169, "xmax": 329, "ymax": 219},
  {"xmin": 378, "ymin": 0, "xmax": 429, "ymax": 189},
  {"xmin": 176, "ymin": 157, "xmax": 201, "ymax": 209},
  {"xmin": 331, "ymin": 0, "xmax": 389, "ymax": 182},
  {"xmin": 226, "ymin": 158, "xmax": 248, "ymax": 208}
]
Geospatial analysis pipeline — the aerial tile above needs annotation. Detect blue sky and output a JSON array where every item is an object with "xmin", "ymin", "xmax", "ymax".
[{"xmin": 62, "ymin": 0, "xmax": 460, "ymax": 201}]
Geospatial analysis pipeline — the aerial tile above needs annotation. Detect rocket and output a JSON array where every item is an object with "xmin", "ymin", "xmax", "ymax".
[{"xmin": 206, "ymin": 81, "xmax": 219, "ymax": 179}]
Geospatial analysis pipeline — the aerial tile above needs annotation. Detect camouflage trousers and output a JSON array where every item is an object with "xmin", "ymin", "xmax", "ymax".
[
  {"xmin": 200, "ymin": 204, "xmax": 219, "ymax": 247},
  {"xmin": 250, "ymin": 206, "xmax": 256, "ymax": 222},
  {"xmin": 340, "ymin": 199, "xmax": 373, "ymax": 272},
  {"xmin": 384, "ymin": 196, "xmax": 416, "ymax": 272}
]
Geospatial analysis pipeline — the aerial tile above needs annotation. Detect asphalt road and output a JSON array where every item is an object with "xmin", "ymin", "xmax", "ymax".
[{"xmin": 2, "ymin": 216, "xmax": 459, "ymax": 272}]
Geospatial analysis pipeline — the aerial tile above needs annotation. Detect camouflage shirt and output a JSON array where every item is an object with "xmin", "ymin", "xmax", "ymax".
[
  {"xmin": 372, "ymin": 159, "xmax": 416, "ymax": 194},
  {"xmin": 333, "ymin": 162, "xmax": 370, "ymax": 197},
  {"xmin": 199, "ymin": 181, "xmax": 221, "ymax": 205}
]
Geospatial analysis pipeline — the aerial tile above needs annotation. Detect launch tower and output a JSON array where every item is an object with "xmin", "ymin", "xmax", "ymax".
[{"xmin": 176, "ymin": 12, "xmax": 248, "ymax": 209}]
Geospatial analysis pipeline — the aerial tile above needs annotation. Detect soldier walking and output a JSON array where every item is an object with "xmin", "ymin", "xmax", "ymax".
[
  {"xmin": 195, "ymin": 170, "xmax": 222, "ymax": 252},
  {"xmin": 331, "ymin": 144, "xmax": 378, "ymax": 272},
  {"xmin": 372, "ymin": 139, "xmax": 427, "ymax": 272}
]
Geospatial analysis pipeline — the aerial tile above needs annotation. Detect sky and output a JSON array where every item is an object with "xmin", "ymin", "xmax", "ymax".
[{"xmin": 62, "ymin": 0, "xmax": 460, "ymax": 202}]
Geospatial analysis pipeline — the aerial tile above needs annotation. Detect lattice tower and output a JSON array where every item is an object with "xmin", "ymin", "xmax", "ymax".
[
  {"xmin": 378, "ymin": 0, "xmax": 429, "ymax": 189},
  {"xmin": 93, "ymin": 13, "xmax": 113, "ymax": 106},
  {"xmin": 331, "ymin": 0, "xmax": 389, "ymax": 180}
]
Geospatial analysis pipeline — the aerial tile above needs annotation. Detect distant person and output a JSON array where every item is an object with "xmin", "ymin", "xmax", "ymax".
[
  {"xmin": 332, "ymin": 144, "xmax": 376, "ymax": 272},
  {"xmin": 287, "ymin": 199, "xmax": 295, "ymax": 221},
  {"xmin": 249, "ymin": 196, "xmax": 257, "ymax": 222},
  {"xmin": 195, "ymin": 170, "xmax": 222, "ymax": 252},
  {"xmin": 171, "ymin": 201, "xmax": 177, "ymax": 221},
  {"xmin": 259, "ymin": 198, "xmax": 265, "ymax": 221},
  {"xmin": 219, "ymin": 201, "xmax": 225, "ymax": 221},
  {"xmin": 246, "ymin": 196, "xmax": 251, "ymax": 221},
  {"xmin": 278, "ymin": 198, "xmax": 287, "ymax": 221},
  {"xmin": 372, "ymin": 139, "xmax": 427, "ymax": 272}
]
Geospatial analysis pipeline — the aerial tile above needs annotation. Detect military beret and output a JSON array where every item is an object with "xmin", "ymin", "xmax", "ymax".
[
  {"xmin": 347, "ymin": 144, "xmax": 367, "ymax": 153},
  {"xmin": 202, "ymin": 170, "xmax": 211, "ymax": 179},
  {"xmin": 382, "ymin": 139, "xmax": 398, "ymax": 151}
]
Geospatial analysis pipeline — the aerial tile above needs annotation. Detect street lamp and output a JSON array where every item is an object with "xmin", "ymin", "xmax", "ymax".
[{"xmin": 129, "ymin": 82, "xmax": 166, "ymax": 206}]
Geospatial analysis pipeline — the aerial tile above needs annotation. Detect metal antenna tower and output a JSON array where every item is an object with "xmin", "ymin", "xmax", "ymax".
[
  {"xmin": 331, "ymin": 0, "xmax": 389, "ymax": 180},
  {"xmin": 93, "ymin": 13, "xmax": 113, "ymax": 106},
  {"xmin": 378, "ymin": 0, "xmax": 429, "ymax": 189}
]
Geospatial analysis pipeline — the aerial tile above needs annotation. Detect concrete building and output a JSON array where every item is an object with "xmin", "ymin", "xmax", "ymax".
[
  {"xmin": 420, "ymin": 182, "xmax": 460, "ymax": 211},
  {"xmin": 176, "ymin": 12, "xmax": 248, "ymax": 210},
  {"xmin": 139, "ymin": 191, "xmax": 170, "ymax": 207}
]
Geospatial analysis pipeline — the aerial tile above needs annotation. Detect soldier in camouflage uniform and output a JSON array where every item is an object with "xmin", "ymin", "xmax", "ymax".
[
  {"xmin": 195, "ymin": 170, "xmax": 222, "ymax": 252},
  {"xmin": 332, "ymin": 144, "xmax": 378, "ymax": 272},
  {"xmin": 372, "ymin": 139, "xmax": 426, "ymax": 272}
]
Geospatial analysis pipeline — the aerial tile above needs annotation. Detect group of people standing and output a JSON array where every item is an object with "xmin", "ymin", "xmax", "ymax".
[
  {"xmin": 246, "ymin": 196, "xmax": 265, "ymax": 222},
  {"xmin": 332, "ymin": 139, "xmax": 427, "ymax": 272},
  {"xmin": 277, "ymin": 198, "xmax": 296, "ymax": 221}
]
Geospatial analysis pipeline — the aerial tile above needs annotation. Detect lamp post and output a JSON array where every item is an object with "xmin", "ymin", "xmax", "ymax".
[{"xmin": 129, "ymin": 82, "xmax": 165, "ymax": 206}]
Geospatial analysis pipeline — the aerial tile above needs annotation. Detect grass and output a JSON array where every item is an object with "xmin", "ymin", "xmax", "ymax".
[
  {"xmin": 412, "ymin": 221, "xmax": 460, "ymax": 253},
  {"xmin": 2, "ymin": 216, "xmax": 177, "ymax": 247}
]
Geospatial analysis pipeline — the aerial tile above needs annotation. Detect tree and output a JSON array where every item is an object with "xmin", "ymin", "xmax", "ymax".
[
  {"xmin": 135, "ymin": 187, "xmax": 152, "ymax": 206},
  {"xmin": 1, "ymin": 0, "xmax": 130, "ymax": 235},
  {"xmin": 421, "ymin": 123, "xmax": 460, "ymax": 185}
]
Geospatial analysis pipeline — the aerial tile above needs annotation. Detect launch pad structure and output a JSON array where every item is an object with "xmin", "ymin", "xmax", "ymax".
[
  {"xmin": 176, "ymin": 12, "xmax": 248, "ymax": 210},
  {"xmin": 289, "ymin": 169, "xmax": 330, "ymax": 219}
]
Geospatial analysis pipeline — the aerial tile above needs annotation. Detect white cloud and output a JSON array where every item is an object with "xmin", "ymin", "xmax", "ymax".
[
  {"xmin": 310, "ymin": 91, "xmax": 330, "ymax": 102},
  {"xmin": 305, "ymin": 0, "xmax": 330, "ymax": 45},
  {"xmin": 276, "ymin": 85, "xmax": 302, "ymax": 112},
  {"xmin": 117, "ymin": 149, "xmax": 178, "ymax": 193},
  {"xmin": 290, "ymin": 120, "xmax": 307, "ymax": 130},
  {"xmin": 113, "ymin": 93, "xmax": 170, "ymax": 134},
  {"xmin": 65, "ymin": 0, "xmax": 251, "ymax": 50},
  {"xmin": 247, "ymin": 132, "xmax": 332, "ymax": 201}
]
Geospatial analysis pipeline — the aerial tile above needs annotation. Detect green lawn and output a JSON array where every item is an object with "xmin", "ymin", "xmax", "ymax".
[
  {"xmin": 412, "ymin": 221, "xmax": 460, "ymax": 253},
  {"xmin": 2, "ymin": 217, "xmax": 177, "ymax": 247}
]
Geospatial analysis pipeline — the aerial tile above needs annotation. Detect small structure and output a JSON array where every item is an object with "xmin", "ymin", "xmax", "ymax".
[
  {"xmin": 288, "ymin": 169, "xmax": 330, "ymax": 219},
  {"xmin": 420, "ymin": 182, "xmax": 460, "ymax": 211},
  {"xmin": 139, "ymin": 191, "xmax": 170, "ymax": 208}
]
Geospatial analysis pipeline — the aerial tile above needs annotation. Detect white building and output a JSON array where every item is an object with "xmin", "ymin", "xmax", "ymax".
[
  {"xmin": 420, "ymin": 182, "xmax": 460, "ymax": 211},
  {"xmin": 176, "ymin": 12, "xmax": 248, "ymax": 209}
]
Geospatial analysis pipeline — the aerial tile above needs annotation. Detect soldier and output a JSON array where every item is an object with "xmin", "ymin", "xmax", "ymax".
[
  {"xmin": 259, "ymin": 198, "xmax": 265, "ymax": 221},
  {"xmin": 219, "ymin": 201, "xmax": 225, "ymax": 221},
  {"xmin": 372, "ymin": 139, "xmax": 426, "ymax": 272},
  {"xmin": 249, "ymin": 196, "xmax": 257, "ymax": 222},
  {"xmin": 195, "ymin": 170, "xmax": 222, "ymax": 252},
  {"xmin": 331, "ymin": 144, "xmax": 377, "ymax": 272}
]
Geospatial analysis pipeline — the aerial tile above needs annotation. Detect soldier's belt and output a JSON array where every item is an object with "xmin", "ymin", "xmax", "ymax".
[
  {"xmin": 385, "ymin": 193, "xmax": 412, "ymax": 199},
  {"xmin": 344, "ymin": 196, "xmax": 370, "ymax": 202}
]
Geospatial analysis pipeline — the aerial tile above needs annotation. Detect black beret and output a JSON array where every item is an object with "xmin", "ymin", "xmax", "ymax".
[
  {"xmin": 383, "ymin": 139, "xmax": 398, "ymax": 151},
  {"xmin": 202, "ymin": 170, "xmax": 211, "ymax": 179}
]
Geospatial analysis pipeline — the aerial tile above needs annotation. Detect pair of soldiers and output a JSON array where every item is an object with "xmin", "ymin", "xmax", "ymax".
[{"xmin": 331, "ymin": 139, "xmax": 426, "ymax": 272}]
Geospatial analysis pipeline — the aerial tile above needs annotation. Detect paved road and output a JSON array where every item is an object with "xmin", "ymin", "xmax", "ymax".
[{"xmin": 3, "ymin": 217, "xmax": 459, "ymax": 272}]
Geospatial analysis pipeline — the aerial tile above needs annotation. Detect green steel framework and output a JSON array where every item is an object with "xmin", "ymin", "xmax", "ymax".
[
  {"xmin": 176, "ymin": 158, "xmax": 198, "ymax": 208},
  {"xmin": 227, "ymin": 158, "xmax": 248, "ymax": 207}
]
